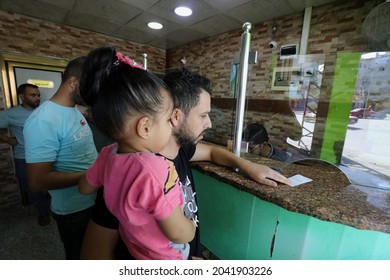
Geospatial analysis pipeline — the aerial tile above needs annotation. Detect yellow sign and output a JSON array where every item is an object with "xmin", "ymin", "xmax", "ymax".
[{"xmin": 27, "ymin": 79, "xmax": 54, "ymax": 88}]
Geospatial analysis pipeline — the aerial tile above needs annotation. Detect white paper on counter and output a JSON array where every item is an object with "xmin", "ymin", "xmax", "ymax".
[{"xmin": 288, "ymin": 174, "xmax": 313, "ymax": 187}]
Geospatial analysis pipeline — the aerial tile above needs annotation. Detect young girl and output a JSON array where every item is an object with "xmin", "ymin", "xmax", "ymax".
[{"xmin": 78, "ymin": 45, "xmax": 196, "ymax": 260}]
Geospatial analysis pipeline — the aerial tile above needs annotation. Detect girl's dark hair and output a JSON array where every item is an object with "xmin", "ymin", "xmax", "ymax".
[
  {"xmin": 163, "ymin": 68, "xmax": 211, "ymax": 115},
  {"xmin": 80, "ymin": 45, "xmax": 169, "ymax": 140}
]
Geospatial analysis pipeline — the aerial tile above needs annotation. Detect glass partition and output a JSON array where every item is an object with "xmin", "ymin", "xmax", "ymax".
[
  {"xmin": 203, "ymin": 51, "xmax": 389, "ymax": 190},
  {"xmin": 340, "ymin": 52, "xmax": 390, "ymax": 189}
]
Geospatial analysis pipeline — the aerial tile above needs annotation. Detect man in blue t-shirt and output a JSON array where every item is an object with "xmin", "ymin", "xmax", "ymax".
[
  {"xmin": 24, "ymin": 57, "xmax": 97, "ymax": 260},
  {"xmin": 0, "ymin": 83, "xmax": 51, "ymax": 226}
]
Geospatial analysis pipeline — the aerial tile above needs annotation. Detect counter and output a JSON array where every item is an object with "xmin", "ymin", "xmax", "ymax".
[{"xmin": 191, "ymin": 153, "xmax": 390, "ymax": 259}]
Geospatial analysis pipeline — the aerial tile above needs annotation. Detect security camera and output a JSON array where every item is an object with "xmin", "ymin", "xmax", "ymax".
[{"xmin": 269, "ymin": 40, "xmax": 277, "ymax": 49}]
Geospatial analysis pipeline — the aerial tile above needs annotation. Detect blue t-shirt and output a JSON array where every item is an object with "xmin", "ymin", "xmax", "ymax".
[
  {"xmin": 24, "ymin": 101, "xmax": 97, "ymax": 215},
  {"xmin": 0, "ymin": 105, "xmax": 33, "ymax": 159}
]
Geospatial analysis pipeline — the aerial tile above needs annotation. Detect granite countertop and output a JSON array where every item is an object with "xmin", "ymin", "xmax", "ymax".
[{"xmin": 191, "ymin": 153, "xmax": 390, "ymax": 234}]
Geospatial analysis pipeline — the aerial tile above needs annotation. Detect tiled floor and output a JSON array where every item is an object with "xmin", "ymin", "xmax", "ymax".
[
  {"xmin": 0, "ymin": 204, "xmax": 219, "ymax": 260},
  {"xmin": 0, "ymin": 204, "xmax": 65, "ymax": 260}
]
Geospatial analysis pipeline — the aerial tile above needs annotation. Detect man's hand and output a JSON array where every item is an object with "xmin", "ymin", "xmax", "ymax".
[
  {"xmin": 242, "ymin": 160, "xmax": 291, "ymax": 187},
  {"xmin": 7, "ymin": 137, "xmax": 18, "ymax": 146},
  {"xmin": 0, "ymin": 135, "xmax": 18, "ymax": 146}
]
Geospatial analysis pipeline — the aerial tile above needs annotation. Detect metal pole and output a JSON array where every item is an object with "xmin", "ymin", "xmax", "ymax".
[
  {"xmin": 143, "ymin": 53, "xmax": 148, "ymax": 70},
  {"xmin": 233, "ymin": 22, "xmax": 252, "ymax": 158}
]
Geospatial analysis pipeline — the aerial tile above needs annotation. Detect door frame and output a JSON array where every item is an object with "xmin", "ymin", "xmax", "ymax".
[{"xmin": 1, "ymin": 53, "xmax": 68, "ymax": 108}]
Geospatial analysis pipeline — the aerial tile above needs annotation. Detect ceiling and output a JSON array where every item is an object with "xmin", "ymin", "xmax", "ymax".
[{"xmin": 0, "ymin": 0, "xmax": 339, "ymax": 50}]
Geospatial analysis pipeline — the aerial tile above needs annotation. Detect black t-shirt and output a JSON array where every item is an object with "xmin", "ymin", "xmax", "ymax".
[{"xmin": 91, "ymin": 143, "xmax": 201, "ymax": 259}]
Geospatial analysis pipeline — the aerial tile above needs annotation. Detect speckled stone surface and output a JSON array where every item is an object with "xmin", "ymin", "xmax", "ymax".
[{"xmin": 191, "ymin": 154, "xmax": 390, "ymax": 234}]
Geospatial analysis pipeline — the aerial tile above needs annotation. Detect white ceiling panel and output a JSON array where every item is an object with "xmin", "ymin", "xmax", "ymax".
[{"xmin": 0, "ymin": 0, "xmax": 342, "ymax": 50}]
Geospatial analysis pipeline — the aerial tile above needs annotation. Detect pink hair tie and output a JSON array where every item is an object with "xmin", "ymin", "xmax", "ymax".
[{"xmin": 114, "ymin": 52, "xmax": 144, "ymax": 69}]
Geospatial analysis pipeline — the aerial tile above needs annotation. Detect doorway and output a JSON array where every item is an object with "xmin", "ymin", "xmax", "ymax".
[{"xmin": 0, "ymin": 52, "xmax": 68, "ymax": 213}]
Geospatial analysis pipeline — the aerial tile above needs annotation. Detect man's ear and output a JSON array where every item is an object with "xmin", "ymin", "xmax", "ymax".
[
  {"xmin": 170, "ymin": 108, "xmax": 182, "ymax": 127},
  {"xmin": 136, "ymin": 116, "xmax": 150, "ymax": 139},
  {"xmin": 18, "ymin": 93, "xmax": 25, "ymax": 102},
  {"xmin": 68, "ymin": 76, "xmax": 79, "ymax": 90}
]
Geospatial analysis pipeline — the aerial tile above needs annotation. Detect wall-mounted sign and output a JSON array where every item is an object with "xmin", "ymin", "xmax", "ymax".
[{"xmin": 27, "ymin": 79, "xmax": 54, "ymax": 88}]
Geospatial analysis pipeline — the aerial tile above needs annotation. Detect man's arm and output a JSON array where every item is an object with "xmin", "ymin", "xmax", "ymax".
[
  {"xmin": 191, "ymin": 143, "xmax": 291, "ymax": 187},
  {"xmin": 26, "ymin": 162, "xmax": 84, "ymax": 191},
  {"xmin": 0, "ymin": 134, "xmax": 18, "ymax": 146}
]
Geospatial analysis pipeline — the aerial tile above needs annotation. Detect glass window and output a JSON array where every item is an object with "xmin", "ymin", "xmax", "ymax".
[{"xmin": 341, "ymin": 52, "xmax": 390, "ymax": 189}]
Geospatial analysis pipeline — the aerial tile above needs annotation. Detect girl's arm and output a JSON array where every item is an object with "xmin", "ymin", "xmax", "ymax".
[
  {"xmin": 79, "ymin": 173, "xmax": 99, "ymax": 194},
  {"xmin": 158, "ymin": 206, "xmax": 196, "ymax": 244}
]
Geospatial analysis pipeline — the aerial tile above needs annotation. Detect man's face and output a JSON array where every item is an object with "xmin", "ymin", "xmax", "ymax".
[
  {"xmin": 21, "ymin": 87, "xmax": 40, "ymax": 109},
  {"xmin": 173, "ymin": 90, "xmax": 212, "ymax": 146}
]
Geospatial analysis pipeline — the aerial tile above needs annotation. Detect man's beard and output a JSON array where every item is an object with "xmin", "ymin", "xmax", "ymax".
[
  {"xmin": 173, "ymin": 121, "xmax": 207, "ymax": 147},
  {"xmin": 25, "ymin": 99, "xmax": 40, "ymax": 109},
  {"xmin": 31, "ymin": 101, "xmax": 40, "ymax": 109}
]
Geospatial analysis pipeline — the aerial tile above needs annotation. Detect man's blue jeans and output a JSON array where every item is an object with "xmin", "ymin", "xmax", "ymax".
[{"xmin": 14, "ymin": 158, "xmax": 50, "ymax": 214}]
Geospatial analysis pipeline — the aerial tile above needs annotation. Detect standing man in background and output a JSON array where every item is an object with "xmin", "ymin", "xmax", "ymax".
[
  {"xmin": 0, "ymin": 83, "xmax": 51, "ymax": 226},
  {"xmin": 23, "ymin": 57, "xmax": 98, "ymax": 259}
]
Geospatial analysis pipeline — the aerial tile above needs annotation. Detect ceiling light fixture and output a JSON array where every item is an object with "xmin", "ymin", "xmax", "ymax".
[
  {"xmin": 147, "ymin": 22, "xmax": 163, "ymax": 29},
  {"xmin": 174, "ymin": 6, "xmax": 192, "ymax": 17}
]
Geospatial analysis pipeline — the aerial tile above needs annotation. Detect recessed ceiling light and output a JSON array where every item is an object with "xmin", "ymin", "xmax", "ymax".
[
  {"xmin": 174, "ymin": 6, "xmax": 192, "ymax": 17},
  {"xmin": 147, "ymin": 22, "xmax": 163, "ymax": 29}
]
